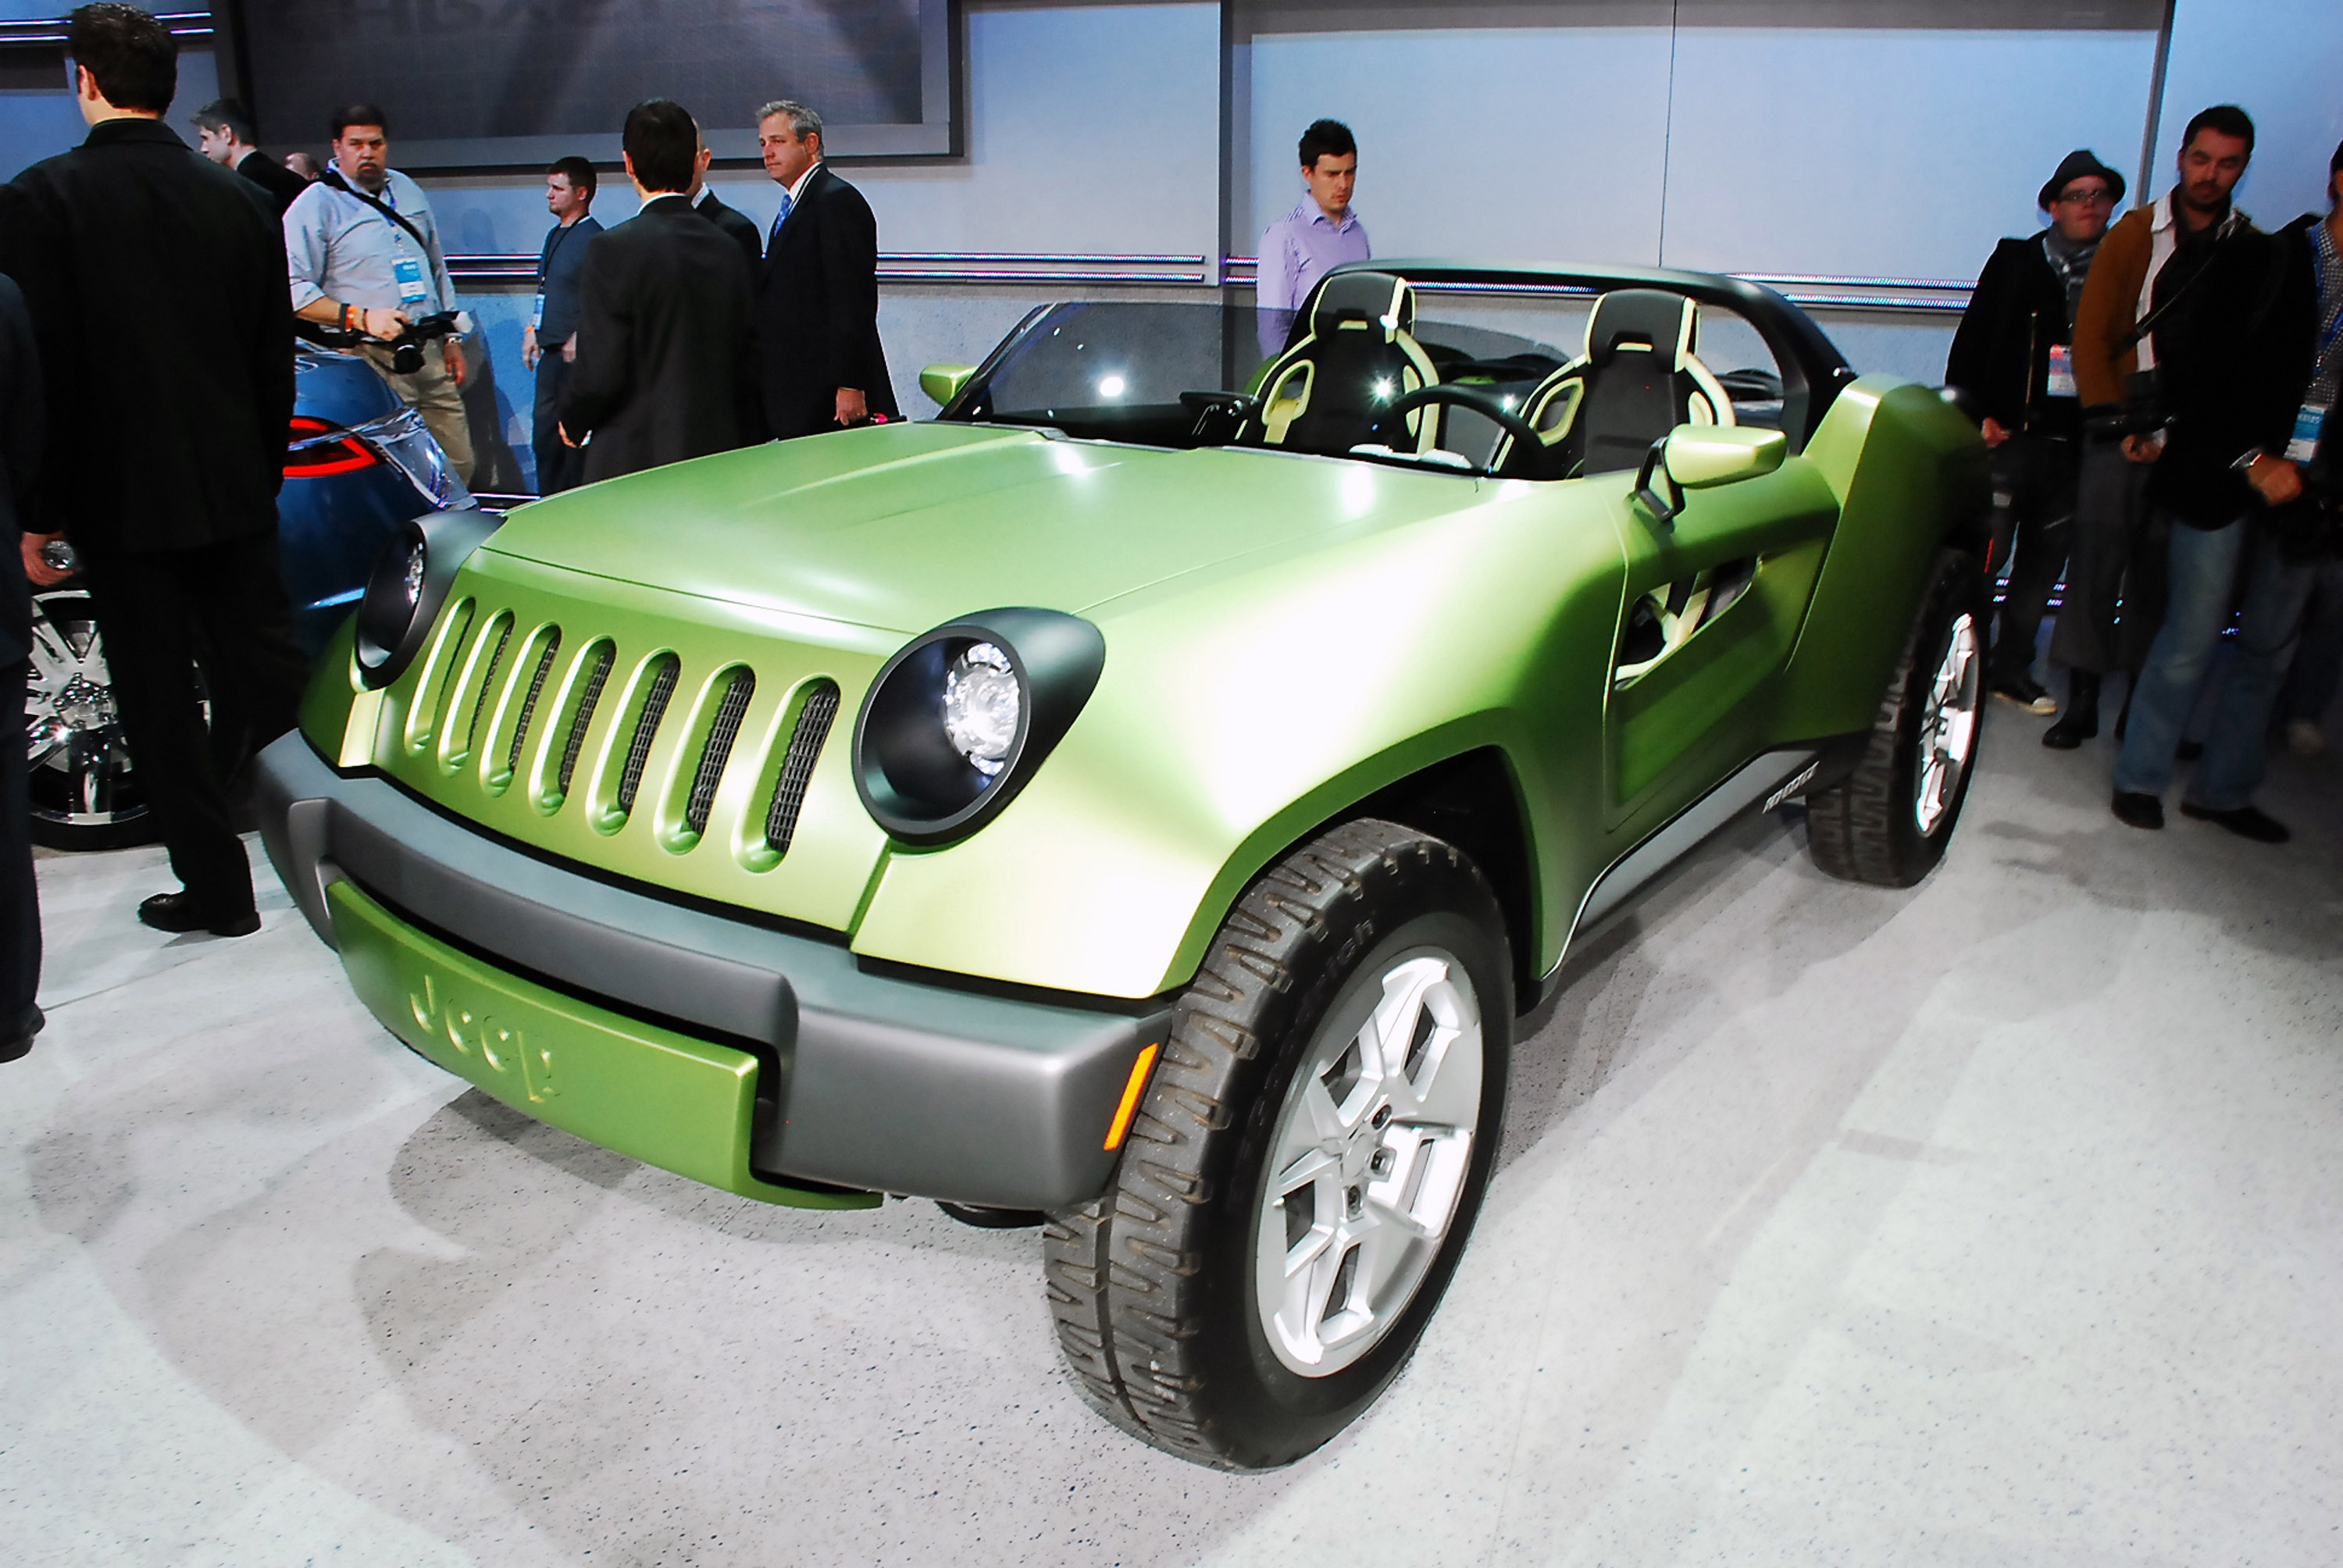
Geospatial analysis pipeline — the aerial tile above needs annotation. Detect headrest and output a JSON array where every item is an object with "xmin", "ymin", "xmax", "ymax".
[
  {"xmin": 1311, "ymin": 271, "xmax": 1417, "ymax": 343},
  {"xmin": 1585, "ymin": 289, "xmax": 1697, "ymax": 370}
]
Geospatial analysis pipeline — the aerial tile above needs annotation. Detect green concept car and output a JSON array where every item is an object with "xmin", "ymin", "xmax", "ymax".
[{"xmin": 258, "ymin": 261, "xmax": 1989, "ymax": 1469}]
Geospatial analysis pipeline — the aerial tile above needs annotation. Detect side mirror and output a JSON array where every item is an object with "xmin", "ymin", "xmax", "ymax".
[
  {"xmin": 1634, "ymin": 425, "xmax": 1788, "ymax": 524},
  {"xmin": 920, "ymin": 362, "xmax": 977, "ymax": 408}
]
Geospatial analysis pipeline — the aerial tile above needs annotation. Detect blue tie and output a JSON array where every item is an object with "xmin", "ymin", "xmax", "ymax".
[{"xmin": 769, "ymin": 191, "xmax": 792, "ymax": 247}]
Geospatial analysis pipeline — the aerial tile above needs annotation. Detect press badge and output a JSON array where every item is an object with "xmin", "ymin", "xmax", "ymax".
[
  {"xmin": 2286, "ymin": 403, "xmax": 2327, "ymax": 464},
  {"xmin": 393, "ymin": 255, "xmax": 430, "ymax": 307},
  {"xmin": 2045, "ymin": 344, "xmax": 2077, "ymax": 399},
  {"xmin": 530, "ymin": 292, "xmax": 546, "ymax": 330}
]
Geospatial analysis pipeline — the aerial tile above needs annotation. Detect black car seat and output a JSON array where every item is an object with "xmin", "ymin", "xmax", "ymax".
[
  {"xmin": 1496, "ymin": 290, "xmax": 1736, "ymax": 479},
  {"xmin": 1245, "ymin": 271, "xmax": 1441, "ymax": 456}
]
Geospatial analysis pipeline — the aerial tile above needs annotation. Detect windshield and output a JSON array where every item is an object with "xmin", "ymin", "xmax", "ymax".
[{"xmin": 940, "ymin": 294, "xmax": 1799, "ymax": 478}]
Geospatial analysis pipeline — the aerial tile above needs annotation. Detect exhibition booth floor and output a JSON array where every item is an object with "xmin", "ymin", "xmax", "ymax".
[{"xmin": 5, "ymin": 719, "xmax": 2338, "ymax": 1566}]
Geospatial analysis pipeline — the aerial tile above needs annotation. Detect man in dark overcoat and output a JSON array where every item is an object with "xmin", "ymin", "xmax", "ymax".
[
  {"xmin": 2, "ymin": 276, "xmax": 43, "ymax": 1062},
  {"xmin": 0, "ymin": 4, "xmax": 306, "ymax": 936}
]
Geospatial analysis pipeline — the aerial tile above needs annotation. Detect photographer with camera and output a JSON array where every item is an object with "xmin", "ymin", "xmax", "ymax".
[
  {"xmin": 2046, "ymin": 107, "xmax": 2259, "ymax": 750},
  {"xmin": 2106, "ymin": 118, "xmax": 2325, "ymax": 843},
  {"xmin": 284, "ymin": 103, "xmax": 475, "ymax": 484}
]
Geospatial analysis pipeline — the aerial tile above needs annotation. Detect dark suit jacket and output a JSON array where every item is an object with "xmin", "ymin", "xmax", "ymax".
[
  {"xmin": 234, "ymin": 147, "xmax": 311, "ymax": 218},
  {"xmin": 755, "ymin": 163, "xmax": 899, "ymax": 439},
  {"xmin": 559, "ymin": 194, "xmax": 761, "ymax": 484},
  {"xmin": 0, "ymin": 118, "xmax": 291, "ymax": 554},
  {"xmin": 696, "ymin": 190, "xmax": 763, "ymax": 277},
  {"xmin": 1946, "ymin": 233, "xmax": 2077, "ymax": 437},
  {"xmin": 1, "ymin": 276, "xmax": 41, "ymax": 666}
]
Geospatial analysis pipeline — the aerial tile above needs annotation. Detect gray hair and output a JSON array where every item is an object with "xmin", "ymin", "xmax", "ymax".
[{"xmin": 756, "ymin": 98, "xmax": 822, "ymax": 145}]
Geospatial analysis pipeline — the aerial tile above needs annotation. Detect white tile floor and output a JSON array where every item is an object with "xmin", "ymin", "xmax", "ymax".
[{"xmin": 4, "ymin": 718, "xmax": 2339, "ymax": 1567}]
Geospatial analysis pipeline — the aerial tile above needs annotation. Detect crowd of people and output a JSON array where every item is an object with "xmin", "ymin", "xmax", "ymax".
[
  {"xmin": 0, "ymin": 6, "xmax": 2334, "ymax": 1070},
  {"xmin": 1948, "ymin": 107, "xmax": 2343, "ymax": 844}
]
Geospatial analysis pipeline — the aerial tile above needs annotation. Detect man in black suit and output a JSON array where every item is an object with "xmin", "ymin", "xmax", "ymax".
[
  {"xmin": 558, "ymin": 101, "xmax": 761, "ymax": 485},
  {"xmin": 688, "ymin": 132, "xmax": 763, "ymax": 277},
  {"xmin": 2, "ymin": 276, "xmax": 43, "ymax": 1063},
  {"xmin": 192, "ymin": 96, "xmax": 307, "ymax": 216},
  {"xmin": 0, "ymin": 4, "xmax": 305, "ymax": 938},
  {"xmin": 752, "ymin": 99, "xmax": 900, "ymax": 440}
]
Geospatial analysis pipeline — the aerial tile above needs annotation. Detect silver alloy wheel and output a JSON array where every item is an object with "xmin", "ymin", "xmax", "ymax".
[
  {"xmin": 1914, "ymin": 611, "xmax": 1981, "ymax": 837},
  {"xmin": 24, "ymin": 590, "xmax": 137, "ymax": 833},
  {"xmin": 1254, "ymin": 946, "xmax": 1484, "ymax": 1377}
]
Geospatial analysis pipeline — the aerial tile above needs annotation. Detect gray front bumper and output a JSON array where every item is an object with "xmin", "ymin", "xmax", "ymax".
[{"xmin": 255, "ymin": 733, "xmax": 1169, "ymax": 1210}]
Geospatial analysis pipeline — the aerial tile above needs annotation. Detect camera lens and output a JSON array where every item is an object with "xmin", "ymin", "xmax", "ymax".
[{"xmin": 392, "ymin": 341, "xmax": 423, "ymax": 375}]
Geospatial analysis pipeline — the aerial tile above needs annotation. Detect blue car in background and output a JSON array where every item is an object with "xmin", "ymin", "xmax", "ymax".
[{"xmin": 24, "ymin": 336, "xmax": 468, "ymax": 849}]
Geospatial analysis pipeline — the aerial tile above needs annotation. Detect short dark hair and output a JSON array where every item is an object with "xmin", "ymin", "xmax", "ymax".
[
  {"xmin": 2181, "ymin": 104, "xmax": 2255, "ymax": 158},
  {"xmin": 548, "ymin": 155, "xmax": 597, "ymax": 199},
  {"xmin": 1298, "ymin": 118, "xmax": 1356, "ymax": 170},
  {"xmin": 66, "ymin": 4, "xmax": 176, "ymax": 114},
  {"xmin": 192, "ymin": 96, "xmax": 255, "ymax": 144},
  {"xmin": 622, "ymin": 99, "xmax": 697, "ymax": 194},
  {"xmin": 330, "ymin": 102, "xmax": 388, "ymax": 141}
]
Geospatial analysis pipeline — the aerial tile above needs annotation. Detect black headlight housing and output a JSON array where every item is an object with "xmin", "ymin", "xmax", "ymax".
[
  {"xmin": 353, "ymin": 507, "xmax": 500, "ymax": 689},
  {"xmin": 853, "ymin": 608, "xmax": 1106, "ymax": 846}
]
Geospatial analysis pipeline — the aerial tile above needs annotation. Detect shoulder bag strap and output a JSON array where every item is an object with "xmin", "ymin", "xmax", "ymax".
[{"xmin": 320, "ymin": 168, "xmax": 432, "ymax": 256}]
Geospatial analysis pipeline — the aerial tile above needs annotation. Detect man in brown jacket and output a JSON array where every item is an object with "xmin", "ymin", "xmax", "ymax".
[{"xmin": 2044, "ymin": 105, "xmax": 2257, "ymax": 749}]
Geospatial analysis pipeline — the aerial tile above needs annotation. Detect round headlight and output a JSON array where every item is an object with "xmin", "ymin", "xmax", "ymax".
[
  {"xmin": 349, "ymin": 508, "xmax": 501, "ymax": 689},
  {"xmin": 854, "ymin": 609, "xmax": 1106, "ymax": 846}
]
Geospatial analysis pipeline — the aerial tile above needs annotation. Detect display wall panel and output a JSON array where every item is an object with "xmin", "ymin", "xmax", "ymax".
[
  {"xmin": 1660, "ymin": 23, "xmax": 2160, "ymax": 281},
  {"xmin": 2150, "ymin": 0, "xmax": 2343, "ymax": 224}
]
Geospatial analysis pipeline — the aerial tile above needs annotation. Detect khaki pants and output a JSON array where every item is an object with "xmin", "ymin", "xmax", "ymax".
[{"xmin": 361, "ymin": 342, "xmax": 476, "ymax": 486}]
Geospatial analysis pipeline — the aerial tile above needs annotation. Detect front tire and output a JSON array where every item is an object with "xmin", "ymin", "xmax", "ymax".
[
  {"xmin": 1806, "ymin": 547, "xmax": 1986, "ymax": 886},
  {"xmin": 1043, "ymin": 819, "xmax": 1511, "ymax": 1470}
]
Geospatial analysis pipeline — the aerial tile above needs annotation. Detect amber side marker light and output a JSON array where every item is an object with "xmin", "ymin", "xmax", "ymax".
[{"xmin": 1103, "ymin": 1042, "xmax": 1161, "ymax": 1151}]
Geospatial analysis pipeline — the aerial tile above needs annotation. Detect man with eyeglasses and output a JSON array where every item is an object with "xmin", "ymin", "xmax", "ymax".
[{"xmin": 1949, "ymin": 149, "xmax": 2124, "ymax": 716}]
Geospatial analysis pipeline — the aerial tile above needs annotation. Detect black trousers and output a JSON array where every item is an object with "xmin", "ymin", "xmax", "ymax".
[
  {"xmin": 2050, "ymin": 437, "xmax": 2167, "ymax": 676},
  {"xmin": 1988, "ymin": 434, "xmax": 2080, "ymax": 683},
  {"xmin": 533, "ymin": 349, "xmax": 583, "ymax": 494},
  {"xmin": 80, "ymin": 533, "xmax": 308, "ymax": 915},
  {"xmin": 2, "ymin": 655, "xmax": 36, "ymax": 1032}
]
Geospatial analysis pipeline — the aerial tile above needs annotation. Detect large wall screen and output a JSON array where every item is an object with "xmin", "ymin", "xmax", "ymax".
[{"xmin": 224, "ymin": 0, "xmax": 954, "ymax": 169}]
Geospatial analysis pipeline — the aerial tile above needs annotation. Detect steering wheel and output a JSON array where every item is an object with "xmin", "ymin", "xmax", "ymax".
[{"xmin": 1371, "ymin": 383, "xmax": 1546, "ymax": 472}]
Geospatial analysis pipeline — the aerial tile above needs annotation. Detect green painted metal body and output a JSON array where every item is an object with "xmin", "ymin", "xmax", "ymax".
[{"xmin": 300, "ymin": 319, "xmax": 1981, "ymax": 1011}]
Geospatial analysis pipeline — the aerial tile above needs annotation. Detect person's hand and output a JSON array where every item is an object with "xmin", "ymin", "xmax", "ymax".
[
  {"xmin": 2245, "ymin": 454, "xmax": 2304, "ymax": 506},
  {"xmin": 1981, "ymin": 416, "xmax": 2010, "ymax": 448},
  {"xmin": 359, "ymin": 305, "xmax": 407, "ymax": 340},
  {"xmin": 562, "ymin": 337, "xmax": 577, "ymax": 363},
  {"xmin": 443, "ymin": 337, "xmax": 466, "ymax": 388},
  {"xmin": 2120, "ymin": 433, "xmax": 2163, "ymax": 465},
  {"xmin": 558, "ymin": 421, "xmax": 580, "ymax": 448},
  {"xmin": 834, "ymin": 386, "xmax": 867, "ymax": 427},
  {"xmin": 522, "ymin": 325, "xmax": 540, "ymax": 370},
  {"xmin": 22, "ymin": 532, "xmax": 67, "ymax": 587}
]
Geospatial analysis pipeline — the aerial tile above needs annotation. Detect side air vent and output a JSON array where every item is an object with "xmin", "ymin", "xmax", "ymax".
[
  {"xmin": 764, "ymin": 681, "xmax": 840, "ymax": 859},
  {"xmin": 615, "ymin": 654, "xmax": 680, "ymax": 816},
  {"xmin": 505, "ymin": 629, "xmax": 562, "ymax": 776},
  {"xmin": 555, "ymin": 640, "xmax": 615, "ymax": 800},
  {"xmin": 683, "ymin": 668, "xmax": 757, "ymax": 837}
]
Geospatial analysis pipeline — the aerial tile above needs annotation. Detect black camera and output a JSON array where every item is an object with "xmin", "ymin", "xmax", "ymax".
[{"xmin": 390, "ymin": 338, "xmax": 426, "ymax": 375}]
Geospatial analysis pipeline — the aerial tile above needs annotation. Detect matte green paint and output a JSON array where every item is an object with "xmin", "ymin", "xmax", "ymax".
[
  {"xmin": 304, "ymin": 361, "xmax": 1978, "ymax": 1005},
  {"xmin": 327, "ymin": 878, "xmax": 878, "ymax": 1208},
  {"xmin": 919, "ymin": 363, "xmax": 977, "ymax": 405}
]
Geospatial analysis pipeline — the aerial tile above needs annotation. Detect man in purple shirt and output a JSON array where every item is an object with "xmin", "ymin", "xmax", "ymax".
[{"xmin": 1257, "ymin": 119, "xmax": 1371, "ymax": 354}]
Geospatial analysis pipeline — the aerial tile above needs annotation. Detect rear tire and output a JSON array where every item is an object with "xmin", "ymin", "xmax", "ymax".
[
  {"xmin": 1043, "ymin": 818, "xmax": 1510, "ymax": 1470},
  {"xmin": 1806, "ymin": 548, "xmax": 1985, "ymax": 886}
]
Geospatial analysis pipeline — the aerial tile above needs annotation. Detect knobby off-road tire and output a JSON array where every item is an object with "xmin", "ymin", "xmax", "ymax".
[
  {"xmin": 1806, "ymin": 547, "xmax": 1987, "ymax": 887},
  {"xmin": 1043, "ymin": 818, "xmax": 1511, "ymax": 1470}
]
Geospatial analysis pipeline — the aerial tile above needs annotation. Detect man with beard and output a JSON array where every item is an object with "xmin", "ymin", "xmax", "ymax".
[
  {"xmin": 284, "ymin": 103, "xmax": 474, "ymax": 483},
  {"xmin": 1947, "ymin": 148, "xmax": 2124, "ymax": 715},
  {"xmin": 2047, "ymin": 106, "xmax": 2259, "ymax": 748}
]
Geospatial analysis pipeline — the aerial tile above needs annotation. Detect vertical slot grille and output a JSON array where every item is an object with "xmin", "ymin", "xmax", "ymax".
[
  {"xmin": 556, "ymin": 642, "xmax": 615, "ymax": 797},
  {"xmin": 616, "ymin": 655, "xmax": 680, "ymax": 815},
  {"xmin": 684, "ymin": 669, "xmax": 756, "ymax": 836},
  {"xmin": 763, "ymin": 682, "xmax": 840, "ymax": 857},
  {"xmin": 463, "ymin": 618, "xmax": 513, "ymax": 756},
  {"xmin": 505, "ymin": 629, "xmax": 562, "ymax": 775}
]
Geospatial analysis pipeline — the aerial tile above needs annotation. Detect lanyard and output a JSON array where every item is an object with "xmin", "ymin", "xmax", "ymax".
[
  {"xmin": 539, "ymin": 220, "xmax": 581, "ymax": 287},
  {"xmin": 2316, "ymin": 236, "xmax": 2343, "ymax": 380}
]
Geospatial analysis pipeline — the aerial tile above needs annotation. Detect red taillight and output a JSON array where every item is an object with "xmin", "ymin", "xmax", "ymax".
[{"xmin": 285, "ymin": 415, "xmax": 379, "ymax": 478}]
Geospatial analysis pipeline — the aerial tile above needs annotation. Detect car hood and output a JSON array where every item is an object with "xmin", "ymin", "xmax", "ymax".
[{"xmin": 482, "ymin": 422, "xmax": 1488, "ymax": 634}]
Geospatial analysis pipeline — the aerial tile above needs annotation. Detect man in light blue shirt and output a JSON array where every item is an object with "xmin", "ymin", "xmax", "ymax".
[
  {"xmin": 1257, "ymin": 119, "xmax": 1371, "ymax": 355},
  {"xmin": 284, "ymin": 102, "xmax": 473, "ymax": 483}
]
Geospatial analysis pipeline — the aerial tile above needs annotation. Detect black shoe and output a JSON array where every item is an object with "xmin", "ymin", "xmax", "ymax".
[
  {"xmin": 1991, "ymin": 672, "xmax": 2057, "ymax": 715},
  {"xmin": 137, "ymin": 892, "xmax": 262, "ymax": 937},
  {"xmin": 2179, "ymin": 801, "xmax": 2290, "ymax": 843},
  {"xmin": 2111, "ymin": 791, "xmax": 2164, "ymax": 829},
  {"xmin": 0, "ymin": 1005, "xmax": 40, "ymax": 1064},
  {"xmin": 2044, "ymin": 670, "xmax": 2100, "ymax": 750}
]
